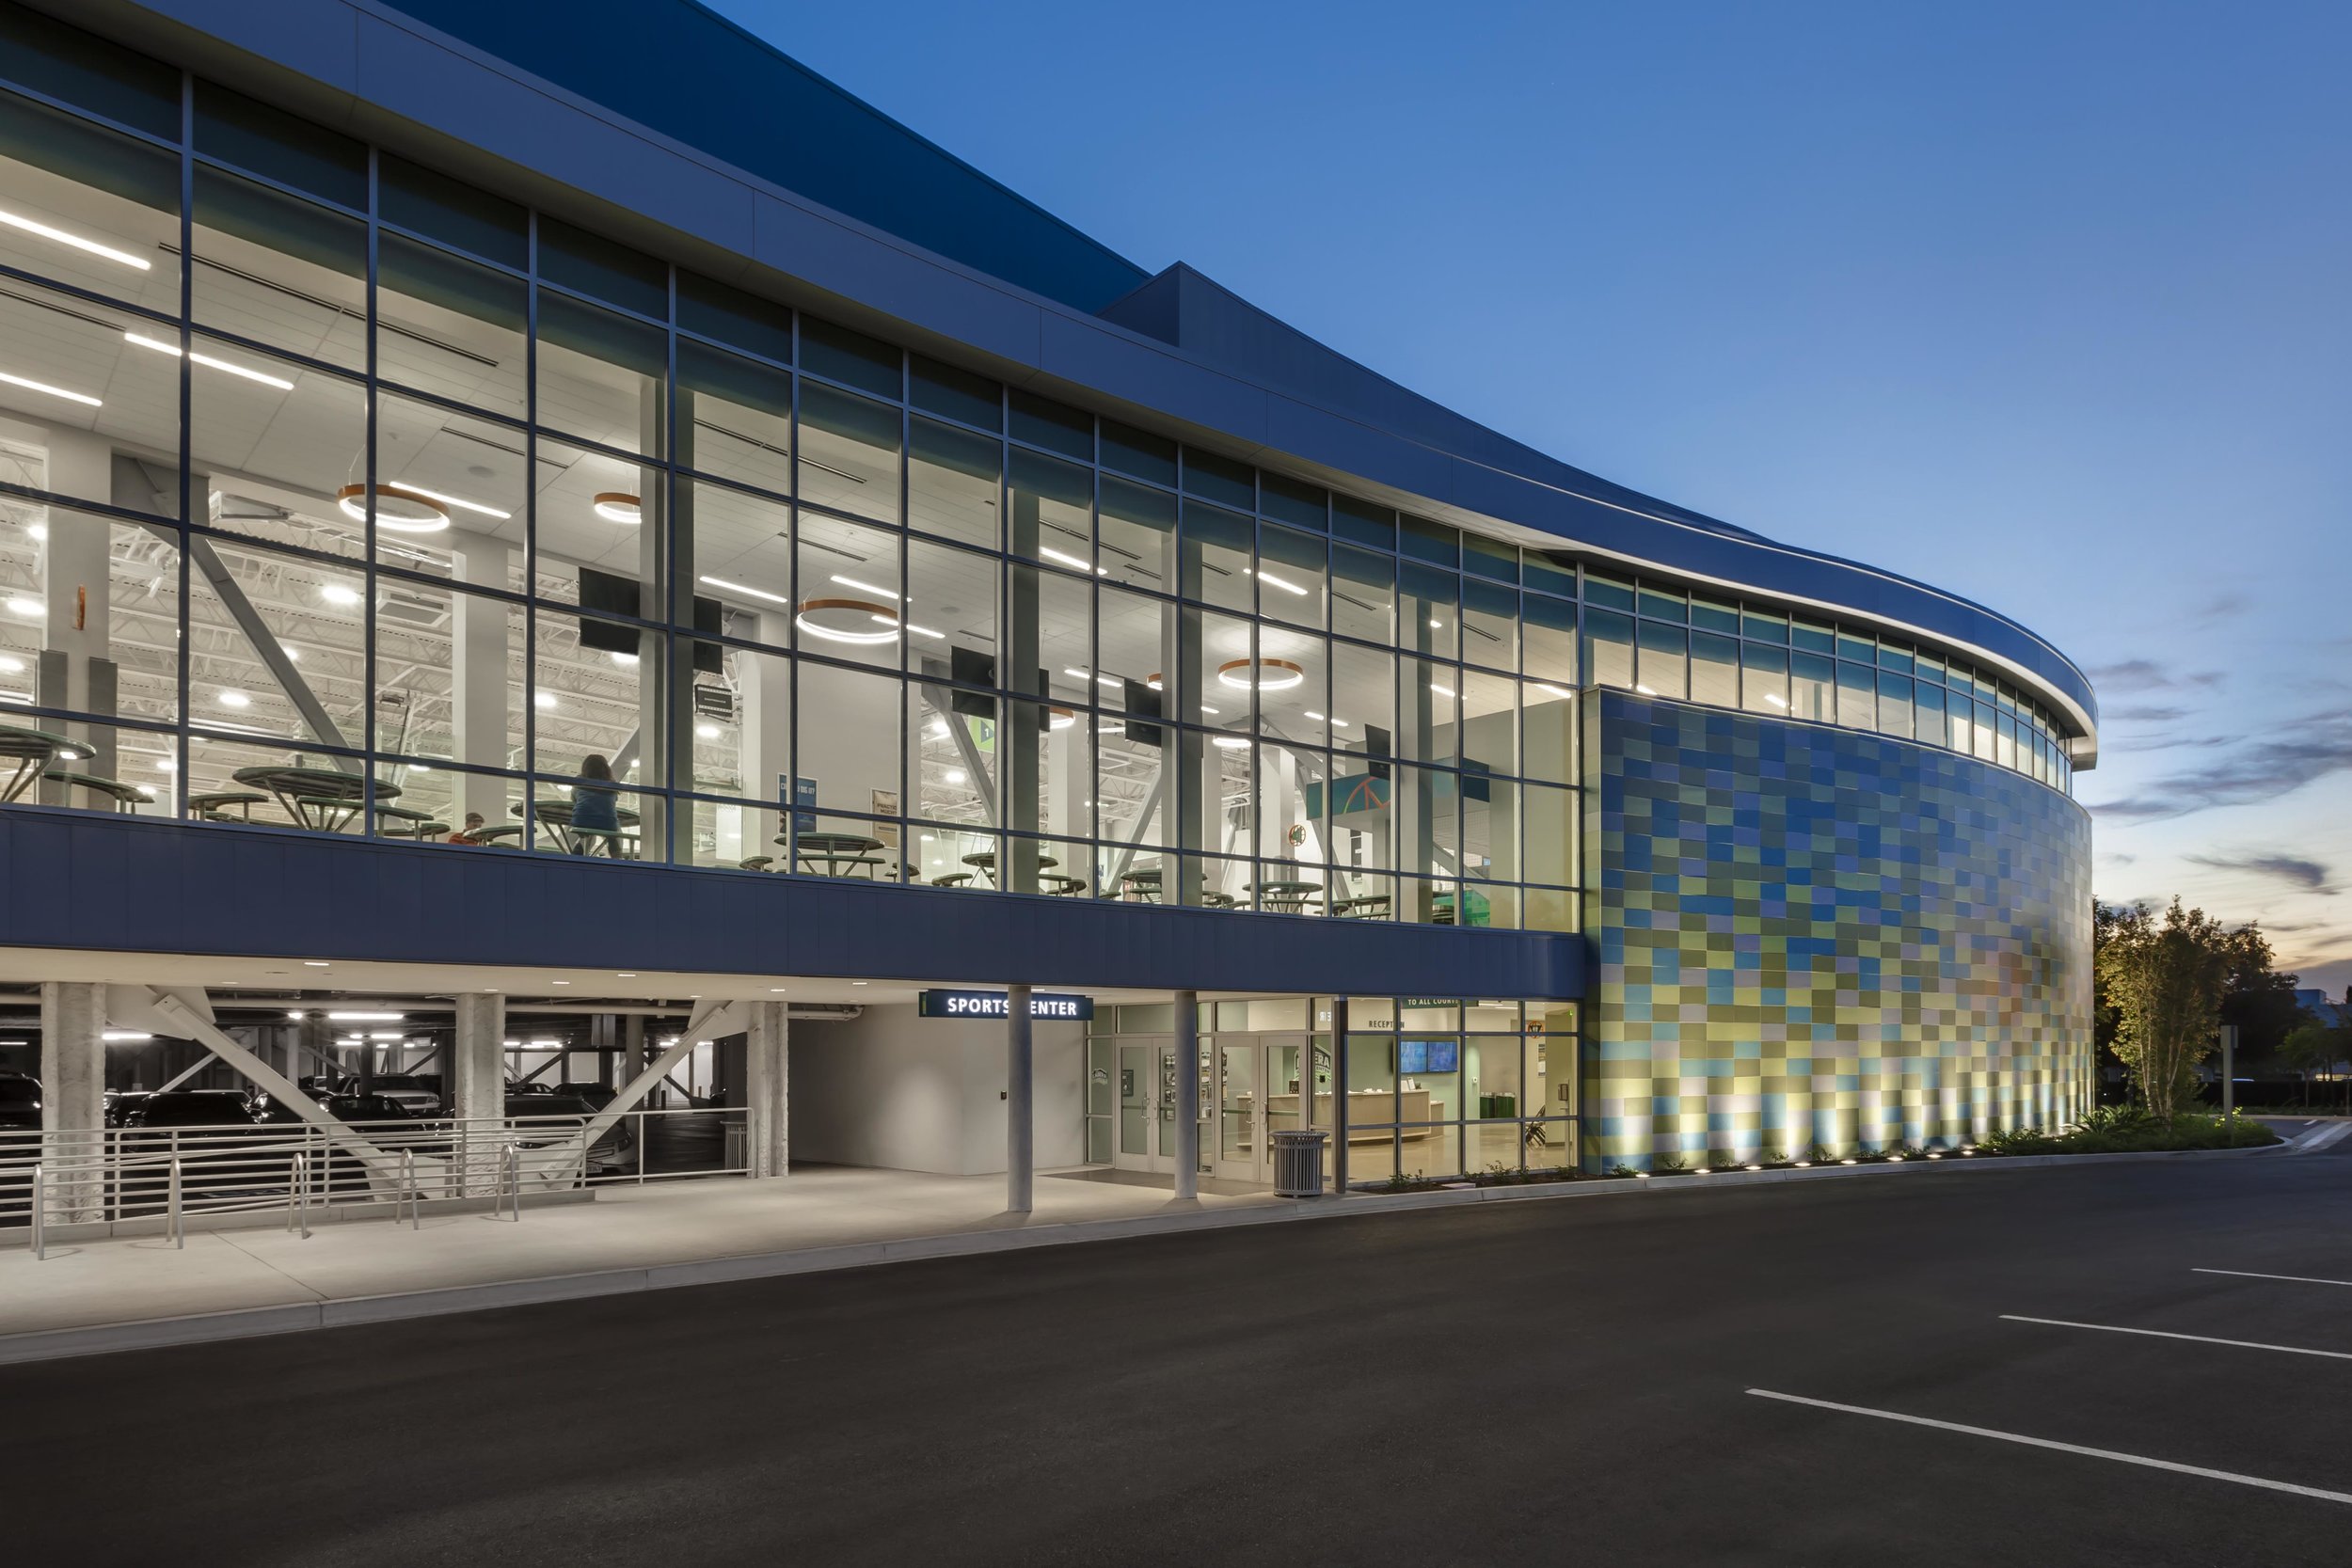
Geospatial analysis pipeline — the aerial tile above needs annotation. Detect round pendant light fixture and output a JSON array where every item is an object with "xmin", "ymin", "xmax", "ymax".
[
  {"xmin": 1048, "ymin": 706, "xmax": 1076, "ymax": 731},
  {"xmin": 1216, "ymin": 657, "xmax": 1304, "ymax": 691},
  {"xmin": 337, "ymin": 483, "xmax": 450, "ymax": 534},
  {"xmin": 794, "ymin": 595, "xmax": 901, "ymax": 644},
  {"xmin": 594, "ymin": 492, "xmax": 642, "ymax": 525}
]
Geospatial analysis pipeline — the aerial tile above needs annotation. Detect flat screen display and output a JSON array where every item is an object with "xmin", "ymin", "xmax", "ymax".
[{"xmin": 1397, "ymin": 1038, "xmax": 1458, "ymax": 1075}]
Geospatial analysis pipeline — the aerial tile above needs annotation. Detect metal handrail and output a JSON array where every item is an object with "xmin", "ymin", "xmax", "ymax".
[
  {"xmin": 30, "ymin": 1164, "xmax": 42, "ymax": 1259},
  {"xmin": 286, "ymin": 1150, "xmax": 310, "ymax": 1237},
  {"xmin": 0, "ymin": 1103, "xmax": 756, "ymax": 1240}
]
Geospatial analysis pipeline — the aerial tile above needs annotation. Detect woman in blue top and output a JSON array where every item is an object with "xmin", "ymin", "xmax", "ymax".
[{"xmin": 570, "ymin": 752, "xmax": 620, "ymax": 852}]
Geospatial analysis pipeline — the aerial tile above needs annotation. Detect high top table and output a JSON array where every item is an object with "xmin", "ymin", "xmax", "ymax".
[
  {"xmin": 231, "ymin": 766, "xmax": 397, "ymax": 832},
  {"xmin": 518, "ymin": 798, "xmax": 640, "ymax": 855},
  {"xmin": 784, "ymin": 831, "xmax": 886, "ymax": 877},
  {"xmin": 0, "ymin": 724, "xmax": 77, "ymax": 802}
]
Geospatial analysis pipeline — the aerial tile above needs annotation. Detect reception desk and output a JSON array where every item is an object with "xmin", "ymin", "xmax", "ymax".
[{"xmin": 1264, "ymin": 1090, "xmax": 1443, "ymax": 1142}]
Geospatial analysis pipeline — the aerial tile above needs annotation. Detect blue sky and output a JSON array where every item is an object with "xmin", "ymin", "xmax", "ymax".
[{"xmin": 712, "ymin": 0, "xmax": 2352, "ymax": 993}]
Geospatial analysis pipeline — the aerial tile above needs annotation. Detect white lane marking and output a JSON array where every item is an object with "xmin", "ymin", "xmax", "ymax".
[
  {"xmin": 1747, "ymin": 1389, "xmax": 2352, "ymax": 1505},
  {"xmin": 2290, "ymin": 1122, "xmax": 2352, "ymax": 1153},
  {"xmin": 2194, "ymin": 1268, "xmax": 2352, "ymax": 1289},
  {"xmin": 2001, "ymin": 1315, "xmax": 2352, "ymax": 1361}
]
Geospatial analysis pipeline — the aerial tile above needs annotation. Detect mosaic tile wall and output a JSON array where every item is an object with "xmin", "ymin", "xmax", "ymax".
[{"xmin": 1580, "ymin": 691, "xmax": 2093, "ymax": 1170}]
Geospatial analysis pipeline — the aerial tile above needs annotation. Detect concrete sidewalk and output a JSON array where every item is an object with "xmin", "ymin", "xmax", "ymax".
[{"xmin": 0, "ymin": 1135, "xmax": 2299, "ymax": 1366}]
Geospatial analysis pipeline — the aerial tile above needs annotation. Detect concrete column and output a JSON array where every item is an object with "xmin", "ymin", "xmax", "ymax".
[
  {"xmin": 1173, "ymin": 990, "xmax": 1200, "ymax": 1200},
  {"xmin": 39, "ymin": 431, "xmax": 118, "ymax": 796},
  {"xmin": 452, "ymin": 991, "xmax": 505, "ymax": 1195},
  {"xmin": 744, "ymin": 1001, "xmax": 789, "ymax": 1178},
  {"xmin": 451, "ymin": 532, "xmax": 513, "ymax": 827},
  {"xmin": 1006, "ymin": 984, "xmax": 1033, "ymax": 1213},
  {"xmin": 39, "ymin": 981, "xmax": 105, "ymax": 1222}
]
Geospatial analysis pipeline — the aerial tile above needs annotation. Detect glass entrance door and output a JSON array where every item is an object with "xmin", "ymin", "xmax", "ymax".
[
  {"xmin": 1114, "ymin": 1038, "xmax": 1173, "ymax": 1174},
  {"xmin": 1209, "ymin": 1035, "xmax": 1309, "ymax": 1184},
  {"xmin": 1211, "ymin": 1038, "xmax": 1259, "ymax": 1181}
]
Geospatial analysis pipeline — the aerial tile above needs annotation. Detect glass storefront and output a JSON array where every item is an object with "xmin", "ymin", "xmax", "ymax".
[{"xmin": 1086, "ymin": 996, "xmax": 1579, "ymax": 1185}]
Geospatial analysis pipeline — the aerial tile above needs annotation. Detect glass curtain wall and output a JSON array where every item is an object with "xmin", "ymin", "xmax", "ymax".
[{"xmin": 0, "ymin": 8, "xmax": 2076, "ymax": 927}]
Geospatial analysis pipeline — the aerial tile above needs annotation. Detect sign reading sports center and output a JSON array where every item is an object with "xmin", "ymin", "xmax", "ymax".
[{"xmin": 0, "ymin": 0, "xmax": 2093, "ymax": 1208}]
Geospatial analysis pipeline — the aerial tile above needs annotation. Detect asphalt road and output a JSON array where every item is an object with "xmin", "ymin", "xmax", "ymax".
[{"xmin": 8, "ymin": 1144, "xmax": 2352, "ymax": 1566}]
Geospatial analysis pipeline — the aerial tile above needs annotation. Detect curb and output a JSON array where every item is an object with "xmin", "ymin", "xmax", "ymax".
[{"xmin": 0, "ymin": 1134, "xmax": 2295, "ymax": 1367}]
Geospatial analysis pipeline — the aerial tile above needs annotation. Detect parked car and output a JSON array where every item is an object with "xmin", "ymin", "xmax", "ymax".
[
  {"xmin": 366, "ymin": 1073, "xmax": 444, "ymax": 1116},
  {"xmin": 103, "ymin": 1089, "xmax": 151, "ymax": 1129},
  {"xmin": 123, "ymin": 1090, "xmax": 258, "ymax": 1130},
  {"xmin": 0, "ymin": 1072, "xmax": 40, "ymax": 1132},
  {"xmin": 296, "ymin": 1074, "xmax": 347, "ymax": 1101},
  {"xmin": 327, "ymin": 1092, "xmax": 433, "ymax": 1124},
  {"xmin": 554, "ymin": 1082, "xmax": 618, "ymax": 1111},
  {"xmin": 249, "ymin": 1089, "xmax": 431, "ymax": 1126}
]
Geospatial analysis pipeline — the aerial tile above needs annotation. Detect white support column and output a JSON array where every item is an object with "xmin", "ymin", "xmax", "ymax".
[
  {"xmin": 1173, "ymin": 989, "xmax": 1200, "ymax": 1200},
  {"xmin": 39, "ymin": 981, "xmax": 105, "ymax": 1222},
  {"xmin": 452, "ymin": 991, "xmax": 505, "ymax": 1196},
  {"xmin": 744, "ymin": 1000, "xmax": 789, "ymax": 1178},
  {"xmin": 1006, "ymin": 984, "xmax": 1033, "ymax": 1213},
  {"xmin": 451, "ymin": 533, "xmax": 513, "ymax": 828}
]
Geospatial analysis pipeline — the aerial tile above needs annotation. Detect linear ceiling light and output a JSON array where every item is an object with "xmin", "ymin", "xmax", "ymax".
[
  {"xmin": 123, "ymin": 331, "xmax": 294, "ymax": 389},
  {"xmin": 1248, "ymin": 568, "xmax": 1310, "ymax": 596},
  {"xmin": 1039, "ymin": 545, "xmax": 1107, "ymax": 576},
  {"xmin": 699, "ymin": 575, "xmax": 792, "ymax": 608},
  {"xmin": 378, "ymin": 480, "xmax": 508, "ymax": 520},
  {"xmin": 831, "ymin": 574, "xmax": 900, "ymax": 601},
  {"xmin": 0, "ymin": 207, "xmax": 151, "ymax": 269},
  {"xmin": 0, "ymin": 367, "xmax": 100, "ymax": 407}
]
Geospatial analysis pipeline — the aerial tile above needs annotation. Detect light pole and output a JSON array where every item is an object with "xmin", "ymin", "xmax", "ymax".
[{"xmin": 2219, "ymin": 1023, "xmax": 2238, "ymax": 1119}]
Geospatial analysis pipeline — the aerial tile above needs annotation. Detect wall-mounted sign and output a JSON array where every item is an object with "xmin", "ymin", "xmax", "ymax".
[{"xmin": 918, "ymin": 990, "xmax": 1093, "ymax": 1021}]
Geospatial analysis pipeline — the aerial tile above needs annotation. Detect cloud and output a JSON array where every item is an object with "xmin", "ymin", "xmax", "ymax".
[
  {"xmin": 2192, "ymin": 592, "xmax": 2249, "ymax": 621},
  {"xmin": 2109, "ymin": 705, "xmax": 2188, "ymax": 723},
  {"xmin": 2087, "ymin": 659, "xmax": 2224, "ymax": 694},
  {"xmin": 2087, "ymin": 707, "xmax": 2352, "ymax": 821},
  {"xmin": 2185, "ymin": 853, "xmax": 2339, "ymax": 895}
]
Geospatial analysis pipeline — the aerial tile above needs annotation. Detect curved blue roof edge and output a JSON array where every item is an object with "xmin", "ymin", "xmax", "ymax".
[
  {"xmin": 90, "ymin": 0, "xmax": 2098, "ymax": 753},
  {"xmin": 375, "ymin": 0, "xmax": 1152, "ymax": 314},
  {"xmin": 1094, "ymin": 264, "xmax": 2098, "ymax": 743}
]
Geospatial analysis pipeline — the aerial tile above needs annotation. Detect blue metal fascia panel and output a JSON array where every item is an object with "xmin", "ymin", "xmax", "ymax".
[{"xmin": 0, "ymin": 812, "xmax": 1585, "ymax": 1001}]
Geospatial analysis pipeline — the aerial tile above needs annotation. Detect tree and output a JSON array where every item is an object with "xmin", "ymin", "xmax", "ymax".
[
  {"xmin": 2216, "ymin": 923, "xmax": 2304, "ymax": 1066},
  {"xmin": 2099, "ymin": 898, "xmax": 2237, "ymax": 1121},
  {"xmin": 2278, "ymin": 987, "xmax": 2352, "ymax": 1104}
]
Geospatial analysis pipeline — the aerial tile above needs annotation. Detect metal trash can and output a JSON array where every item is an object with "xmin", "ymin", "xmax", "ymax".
[{"xmin": 1271, "ymin": 1130, "xmax": 1328, "ymax": 1197}]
